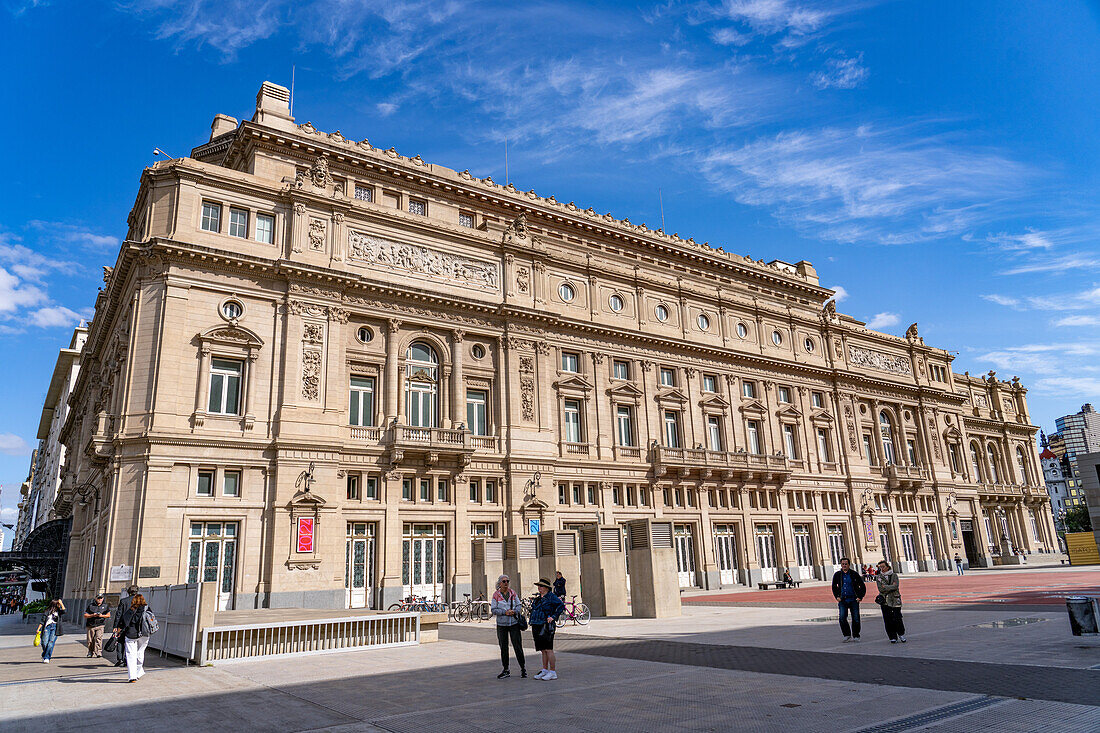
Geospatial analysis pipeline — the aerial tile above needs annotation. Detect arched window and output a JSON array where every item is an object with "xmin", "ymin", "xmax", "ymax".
[
  {"xmin": 1016, "ymin": 447, "xmax": 1028, "ymax": 484},
  {"xmin": 879, "ymin": 411, "xmax": 896, "ymax": 465},
  {"xmin": 986, "ymin": 444, "xmax": 1000, "ymax": 484},
  {"xmin": 405, "ymin": 342, "xmax": 439, "ymax": 427},
  {"xmin": 970, "ymin": 442, "xmax": 983, "ymax": 482}
]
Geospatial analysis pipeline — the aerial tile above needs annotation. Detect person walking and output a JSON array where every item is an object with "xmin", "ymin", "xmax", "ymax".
[
  {"xmin": 83, "ymin": 594, "xmax": 111, "ymax": 658},
  {"xmin": 875, "ymin": 561, "xmax": 906, "ymax": 643},
  {"xmin": 831, "ymin": 558, "xmax": 866, "ymax": 642},
  {"xmin": 529, "ymin": 578, "xmax": 565, "ymax": 680},
  {"xmin": 954, "ymin": 553, "xmax": 964, "ymax": 576},
  {"xmin": 552, "ymin": 571, "xmax": 567, "ymax": 600},
  {"xmin": 490, "ymin": 574, "xmax": 526, "ymax": 679},
  {"xmin": 112, "ymin": 585, "xmax": 138, "ymax": 668},
  {"xmin": 36, "ymin": 599, "xmax": 66, "ymax": 663},
  {"xmin": 114, "ymin": 592, "xmax": 152, "ymax": 682}
]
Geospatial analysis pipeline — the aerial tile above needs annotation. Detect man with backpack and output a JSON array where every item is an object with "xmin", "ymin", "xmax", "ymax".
[
  {"xmin": 111, "ymin": 585, "xmax": 138, "ymax": 667},
  {"xmin": 113, "ymin": 591, "xmax": 157, "ymax": 682}
]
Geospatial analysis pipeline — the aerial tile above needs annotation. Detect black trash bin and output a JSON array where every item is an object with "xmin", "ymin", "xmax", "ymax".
[{"xmin": 1066, "ymin": 596, "xmax": 1099, "ymax": 636}]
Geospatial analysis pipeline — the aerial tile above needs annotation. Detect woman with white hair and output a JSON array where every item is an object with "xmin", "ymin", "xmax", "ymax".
[{"xmin": 490, "ymin": 574, "xmax": 526, "ymax": 679}]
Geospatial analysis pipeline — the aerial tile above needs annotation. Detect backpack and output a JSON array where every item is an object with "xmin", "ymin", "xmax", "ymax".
[{"xmin": 138, "ymin": 607, "xmax": 159, "ymax": 636}]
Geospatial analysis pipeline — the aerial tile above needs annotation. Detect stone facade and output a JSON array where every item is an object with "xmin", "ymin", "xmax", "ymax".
[{"xmin": 56, "ymin": 82, "xmax": 1058, "ymax": 609}]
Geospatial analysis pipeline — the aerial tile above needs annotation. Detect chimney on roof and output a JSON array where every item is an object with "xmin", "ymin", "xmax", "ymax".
[
  {"xmin": 794, "ymin": 260, "xmax": 818, "ymax": 285},
  {"xmin": 209, "ymin": 114, "xmax": 238, "ymax": 142},
  {"xmin": 252, "ymin": 81, "xmax": 294, "ymax": 131}
]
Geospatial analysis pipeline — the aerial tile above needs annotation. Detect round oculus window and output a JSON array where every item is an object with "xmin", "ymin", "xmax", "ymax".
[
  {"xmin": 356, "ymin": 326, "xmax": 374, "ymax": 343},
  {"xmin": 804, "ymin": 337, "xmax": 815, "ymax": 353},
  {"xmin": 736, "ymin": 322, "xmax": 749, "ymax": 338},
  {"xmin": 697, "ymin": 313, "xmax": 710, "ymax": 331},
  {"xmin": 559, "ymin": 282, "xmax": 575, "ymax": 302},
  {"xmin": 609, "ymin": 294, "xmax": 624, "ymax": 312},
  {"xmin": 772, "ymin": 330, "xmax": 783, "ymax": 346},
  {"xmin": 472, "ymin": 344, "xmax": 486, "ymax": 359},
  {"xmin": 221, "ymin": 300, "xmax": 243, "ymax": 320},
  {"xmin": 655, "ymin": 304, "xmax": 670, "ymax": 322}
]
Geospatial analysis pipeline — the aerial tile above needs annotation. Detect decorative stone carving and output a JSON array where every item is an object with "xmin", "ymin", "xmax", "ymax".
[
  {"xmin": 847, "ymin": 346, "xmax": 912, "ymax": 375},
  {"xmin": 928, "ymin": 417, "xmax": 942, "ymax": 460},
  {"xmin": 519, "ymin": 355, "xmax": 534, "ymax": 374},
  {"xmin": 302, "ymin": 350, "xmax": 322, "ymax": 400},
  {"xmin": 533, "ymin": 341, "xmax": 550, "ymax": 356},
  {"xmin": 308, "ymin": 218, "xmax": 327, "ymax": 252},
  {"xmin": 974, "ymin": 395, "xmax": 988, "ymax": 408},
  {"xmin": 293, "ymin": 202, "xmax": 306, "ymax": 216},
  {"xmin": 516, "ymin": 267, "xmax": 530, "ymax": 293},
  {"xmin": 502, "ymin": 213, "xmax": 529, "ymax": 244},
  {"xmin": 844, "ymin": 405, "xmax": 858, "ymax": 450},
  {"xmin": 520, "ymin": 376, "xmax": 535, "ymax": 421},
  {"xmin": 328, "ymin": 306, "xmax": 350, "ymax": 323},
  {"xmin": 303, "ymin": 323, "xmax": 324, "ymax": 344},
  {"xmin": 348, "ymin": 230, "xmax": 499, "ymax": 291}
]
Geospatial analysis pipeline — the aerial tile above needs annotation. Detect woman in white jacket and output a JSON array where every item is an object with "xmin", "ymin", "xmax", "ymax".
[{"xmin": 490, "ymin": 574, "xmax": 526, "ymax": 679}]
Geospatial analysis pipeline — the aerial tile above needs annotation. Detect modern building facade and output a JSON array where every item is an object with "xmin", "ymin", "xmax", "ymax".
[
  {"xmin": 1047, "ymin": 404, "xmax": 1100, "ymax": 509},
  {"xmin": 13, "ymin": 327, "xmax": 87, "ymax": 549},
  {"xmin": 55, "ymin": 82, "xmax": 1058, "ymax": 610}
]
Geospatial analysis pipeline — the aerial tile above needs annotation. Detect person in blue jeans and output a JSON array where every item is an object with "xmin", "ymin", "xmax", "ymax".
[
  {"xmin": 36, "ymin": 599, "xmax": 65, "ymax": 663},
  {"xmin": 831, "ymin": 558, "xmax": 866, "ymax": 642},
  {"xmin": 954, "ymin": 553, "xmax": 964, "ymax": 575}
]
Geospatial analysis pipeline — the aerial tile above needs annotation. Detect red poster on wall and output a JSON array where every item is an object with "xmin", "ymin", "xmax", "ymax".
[{"xmin": 297, "ymin": 517, "xmax": 314, "ymax": 553}]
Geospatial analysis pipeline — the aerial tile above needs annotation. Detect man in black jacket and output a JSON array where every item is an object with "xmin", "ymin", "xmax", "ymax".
[{"xmin": 831, "ymin": 558, "xmax": 866, "ymax": 642}]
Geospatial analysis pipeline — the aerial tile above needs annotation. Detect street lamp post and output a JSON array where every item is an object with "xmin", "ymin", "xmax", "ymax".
[{"xmin": 73, "ymin": 482, "xmax": 100, "ymax": 513}]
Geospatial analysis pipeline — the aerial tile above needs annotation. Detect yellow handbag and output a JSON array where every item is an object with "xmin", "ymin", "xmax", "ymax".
[{"xmin": 33, "ymin": 630, "xmax": 41, "ymax": 647}]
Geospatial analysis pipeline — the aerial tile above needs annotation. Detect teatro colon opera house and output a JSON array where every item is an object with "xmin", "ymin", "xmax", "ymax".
[{"xmin": 54, "ymin": 82, "xmax": 1057, "ymax": 610}]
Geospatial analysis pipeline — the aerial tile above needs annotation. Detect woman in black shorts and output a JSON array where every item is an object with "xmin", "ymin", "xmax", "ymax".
[{"xmin": 529, "ymin": 578, "xmax": 565, "ymax": 680}]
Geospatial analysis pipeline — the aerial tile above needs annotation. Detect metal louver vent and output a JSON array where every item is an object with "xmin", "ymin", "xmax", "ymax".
[
  {"xmin": 540, "ymin": 532, "xmax": 555, "ymax": 556},
  {"xmin": 581, "ymin": 527, "xmax": 599, "ymax": 554},
  {"xmin": 518, "ymin": 536, "xmax": 538, "ymax": 559},
  {"xmin": 472, "ymin": 541, "xmax": 484, "ymax": 562},
  {"xmin": 651, "ymin": 522, "xmax": 673, "ymax": 549},
  {"xmin": 485, "ymin": 541, "xmax": 503, "ymax": 562},
  {"xmin": 628, "ymin": 520, "xmax": 649, "ymax": 550},
  {"xmin": 557, "ymin": 533, "xmax": 577, "ymax": 556},
  {"xmin": 599, "ymin": 527, "xmax": 621, "ymax": 553}
]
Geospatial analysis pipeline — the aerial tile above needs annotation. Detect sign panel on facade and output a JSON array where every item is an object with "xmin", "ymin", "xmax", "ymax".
[
  {"xmin": 297, "ymin": 517, "xmax": 314, "ymax": 553},
  {"xmin": 528, "ymin": 519, "xmax": 541, "ymax": 535},
  {"xmin": 109, "ymin": 564, "xmax": 133, "ymax": 582}
]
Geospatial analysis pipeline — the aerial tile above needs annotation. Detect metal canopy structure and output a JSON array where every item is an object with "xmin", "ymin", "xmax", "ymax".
[{"xmin": 0, "ymin": 517, "xmax": 71, "ymax": 597}]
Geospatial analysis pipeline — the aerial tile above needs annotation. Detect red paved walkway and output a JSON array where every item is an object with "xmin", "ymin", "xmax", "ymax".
[{"xmin": 686, "ymin": 569, "xmax": 1100, "ymax": 606}]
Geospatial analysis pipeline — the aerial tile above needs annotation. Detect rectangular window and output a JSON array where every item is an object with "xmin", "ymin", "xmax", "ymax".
[
  {"xmin": 573, "ymin": 483, "xmax": 582, "ymax": 505},
  {"xmin": 437, "ymin": 479, "xmax": 448, "ymax": 502},
  {"xmin": 742, "ymin": 381, "xmax": 756, "ymax": 399},
  {"xmin": 208, "ymin": 358, "xmax": 243, "ymax": 415},
  {"xmin": 466, "ymin": 389, "xmax": 488, "ymax": 436},
  {"xmin": 420, "ymin": 479, "xmax": 431, "ymax": 502},
  {"xmin": 561, "ymin": 351, "xmax": 579, "ymax": 373},
  {"xmin": 863, "ymin": 434, "xmax": 877, "ymax": 465},
  {"xmin": 347, "ymin": 475, "xmax": 360, "ymax": 501},
  {"xmin": 812, "ymin": 392, "xmax": 824, "ymax": 408},
  {"xmin": 948, "ymin": 444, "xmax": 961, "ymax": 473},
  {"xmin": 613, "ymin": 360, "xmax": 630, "ymax": 380},
  {"xmin": 485, "ymin": 480, "xmax": 497, "ymax": 503},
  {"xmin": 616, "ymin": 405, "xmax": 634, "ymax": 447},
  {"xmin": 402, "ymin": 478, "xmax": 412, "ymax": 501},
  {"xmin": 408, "ymin": 198, "xmax": 427, "ymax": 216},
  {"xmin": 664, "ymin": 410, "xmax": 681, "ymax": 448},
  {"xmin": 628, "ymin": 485, "xmax": 637, "ymax": 506},
  {"xmin": 365, "ymin": 476, "xmax": 378, "ymax": 500},
  {"xmin": 613, "ymin": 485, "xmax": 623, "ymax": 505},
  {"xmin": 817, "ymin": 428, "xmax": 831, "ymax": 462},
  {"xmin": 472, "ymin": 522, "xmax": 496, "ymax": 538},
  {"xmin": 197, "ymin": 470, "xmax": 214, "ymax": 496},
  {"xmin": 558, "ymin": 483, "xmax": 568, "ymax": 505},
  {"xmin": 469, "ymin": 479, "xmax": 480, "ymax": 502},
  {"xmin": 223, "ymin": 470, "xmax": 240, "ymax": 497},
  {"xmin": 660, "ymin": 367, "xmax": 675, "ymax": 387},
  {"xmin": 349, "ymin": 376, "xmax": 376, "ymax": 426},
  {"xmin": 564, "ymin": 399, "xmax": 583, "ymax": 443},
  {"xmin": 255, "ymin": 213, "xmax": 274, "ymax": 244},
  {"xmin": 778, "ymin": 386, "xmax": 791, "ymax": 403},
  {"xmin": 587, "ymin": 483, "xmax": 597, "ymax": 505},
  {"xmin": 783, "ymin": 424, "xmax": 799, "ymax": 459},
  {"xmin": 201, "ymin": 201, "xmax": 221, "ymax": 232},
  {"xmin": 354, "ymin": 184, "xmax": 373, "ymax": 202},
  {"xmin": 229, "ymin": 207, "xmax": 249, "ymax": 238},
  {"xmin": 707, "ymin": 416, "xmax": 723, "ymax": 451},
  {"xmin": 907, "ymin": 439, "xmax": 918, "ymax": 465},
  {"xmin": 747, "ymin": 420, "xmax": 761, "ymax": 454},
  {"xmin": 459, "ymin": 212, "xmax": 474, "ymax": 228},
  {"xmin": 702, "ymin": 374, "xmax": 717, "ymax": 393}
]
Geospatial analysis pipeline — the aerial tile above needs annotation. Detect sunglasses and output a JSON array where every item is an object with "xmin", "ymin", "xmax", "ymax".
[{"xmin": 500, "ymin": 579, "xmax": 510, "ymax": 583}]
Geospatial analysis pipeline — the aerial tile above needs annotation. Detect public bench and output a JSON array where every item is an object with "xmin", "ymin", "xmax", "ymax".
[{"xmin": 757, "ymin": 580, "xmax": 801, "ymax": 590}]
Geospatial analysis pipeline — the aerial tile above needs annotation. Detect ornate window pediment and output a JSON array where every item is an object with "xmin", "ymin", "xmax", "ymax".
[
  {"xmin": 198, "ymin": 324, "xmax": 264, "ymax": 352},
  {"xmin": 943, "ymin": 425, "xmax": 963, "ymax": 442},
  {"xmin": 655, "ymin": 387, "xmax": 688, "ymax": 406},
  {"xmin": 554, "ymin": 374, "xmax": 593, "ymax": 395},
  {"xmin": 809, "ymin": 409, "xmax": 834, "ymax": 424},
  {"xmin": 775, "ymin": 403, "xmax": 803, "ymax": 420},
  {"xmin": 738, "ymin": 398, "xmax": 767, "ymax": 415},
  {"xmin": 607, "ymin": 381, "xmax": 645, "ymax": 402},
  {"xmin": 698, "ymin": 393, "xmax": 730, "ymax": 412}
]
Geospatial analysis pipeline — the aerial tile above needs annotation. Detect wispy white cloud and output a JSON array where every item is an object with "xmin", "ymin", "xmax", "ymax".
[
  {"xmin": 978, "ymin": 342, "xmax": 1100, "ymax": 375},
  {"xmin": 0, "ymin": 433, "xmax": 30, "ymax": 456},
  {"xmin": 827, "ymin": 284, "xmax": 849, "ymax": 302},
  {"xmin": 1054, "ymin": 315, "xmax": 1100, "ymax": 327},
  {"xmin": 28, "ymin": 305, "xmax": 88, "ymax": 328},
  {"xmin": 710, "ymin": 27, "xmax": 751, "ymax": 46},
  {"xmin": 1033, "ymin": 375, "xmax": 1100, "ymax": 397},
  {"xmin": 376, "ymin": 102, "xmax": 398, "ymax": 116},
  {"xmin": 27, "ymin": 220, "xmax": 119, "ymax": 250},
  {"xmin": 810, "ymin": 54, "xmax": 867, "ymax": 89},
  {"xmin": 716, "ymin": 0, "xmax": 835, "ymax": 37},
  {"xmin": 982, "ymin": 286, "xmax": 1100, "ymax": 312},
  {"xmin": 981, "ymin": 294, "xmax": 1019, "ymax": 307},
  {"xmin": 866, "ymin": 311, "xmax": 899, "ymax": 329}
]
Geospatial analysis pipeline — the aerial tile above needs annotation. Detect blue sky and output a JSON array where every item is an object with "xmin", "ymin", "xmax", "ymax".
[{"xmin": 1, "ymin": 1, "xmax": 1099, "ymax": 547}]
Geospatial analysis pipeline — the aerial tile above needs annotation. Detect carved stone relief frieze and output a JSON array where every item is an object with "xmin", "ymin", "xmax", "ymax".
[
  {"xmin": 301, "ymin": 349, "xmax": 322, "ymax": 401},
  {"xmin": 348, "ymin": 230, "xmax": 499, "ymax": 291},
  {"xmin": 520, "ymin": 377, "xmax": 536, "ymax": 421},
  {"xmin": 303, "ymin": 323, "xmax": 324, "ymax": 344},
  {"xmin": 844, "ymin": 405, "xmax": 858, "ymax": 451},
  {"xmin": 847, "ymin": 346, "xmax": 912, "ymax": 375},
  {"xmin": 928, "ymin": 417, "xmax": 942, "ymax": 460},
  {"xmin": 516, "ymin": 267, "xmax": 530, "ymax": 293},
  {"xmin": 308, "ymin": 218, "xmax": 328, "ymax": 252}
]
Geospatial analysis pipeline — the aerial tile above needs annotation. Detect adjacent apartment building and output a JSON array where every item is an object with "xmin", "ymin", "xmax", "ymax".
[
  {"xmin": 13, "ymin": 326, "xmax": 88, "ymax": 549},
  {"xmin": 55, "ymin": 82, "xmax": 1058, "ymax": 610}
]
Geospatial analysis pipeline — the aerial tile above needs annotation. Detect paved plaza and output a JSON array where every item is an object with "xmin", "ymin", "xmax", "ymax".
[{"xmin": 2, "ymin": 567, "xmax": 1099, "ymax": 732}]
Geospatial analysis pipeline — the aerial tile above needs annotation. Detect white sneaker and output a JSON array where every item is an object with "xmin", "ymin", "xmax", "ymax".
[
  {"xmin": 899, "ymin": 635, "xmax": 907, "ymax": 643},
  {"xmin": 534, "ymin": 669, "xmax": 548, "ymax": 680},
  {"xmin": 544, "ymin": 671, "xmax": 558, "ymax": 680},
  {"xmin": 852, "ymin": 637, "xmax": 860, "ymax": 642},
  {"xmin": 842, "ymin": 636, "xmax": 852, "ymax": 643}
]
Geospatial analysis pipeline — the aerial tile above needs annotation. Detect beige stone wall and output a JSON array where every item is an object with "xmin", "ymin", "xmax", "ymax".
[{"xmin": 55, "ymin": 83, "xmax": 1057, "ymax": 607}]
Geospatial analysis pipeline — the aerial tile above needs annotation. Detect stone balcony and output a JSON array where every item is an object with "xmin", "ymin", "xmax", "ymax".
[
  {"xmin": 880, "ymin": 463, "xmax": 928, "ymax": 489},
  {"xmin": 345, "ymin": 423, "xmax": 502, "ymax": 461},
  {"xmin": 651, "ymin": 446, "xmax": 791, "ymax": 484}
]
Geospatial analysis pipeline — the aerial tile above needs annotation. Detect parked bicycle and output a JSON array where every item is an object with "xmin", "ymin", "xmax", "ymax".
[
  {"xmin": 388, "ymin": 595, "xmax": 447, "ymax": 613},
  {"xmin": 561, "ymin": 595, "xmax": 591, "ymax": 626},
  {"xmin": 451, "ymin": 593, "xmax": 491, "ymax": 622}
]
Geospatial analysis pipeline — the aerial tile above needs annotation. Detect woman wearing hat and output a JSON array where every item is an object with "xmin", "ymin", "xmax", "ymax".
[{"xmin": 529, "ymin": 578, "xmax": 565, "ymax": 680}]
